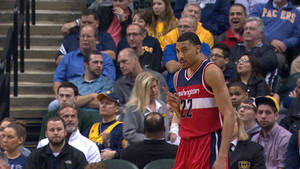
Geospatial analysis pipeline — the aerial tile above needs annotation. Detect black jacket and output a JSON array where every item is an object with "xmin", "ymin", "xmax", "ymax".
[
  {"xmin": 24, "ymin": 143, "xmax": 88, "ymax": 169},
  {"xmin": 230, "ymin": 43, "xmax": 277, "ymax": 76},
  {"xmin": 96, "ymin": 6, "xmax": 132, "ymax": 38},
  {"xmin": 228, "ymin": 140, "xmax": 266, "ymax": 169}
]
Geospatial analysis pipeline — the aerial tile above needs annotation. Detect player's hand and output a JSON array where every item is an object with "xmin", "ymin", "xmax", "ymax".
[
  {"xmin": 162, "ymin": 87, "xmax": 180, "ymax": 118},
  {"xmin": 212, "ymin": 155, "xmax": 227, "ymax": 169}
]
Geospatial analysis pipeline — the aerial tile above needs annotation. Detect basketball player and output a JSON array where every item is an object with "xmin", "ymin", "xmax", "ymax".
[{"xmin": 164, "ymin": 32, "xmax": 234, "ymax": 169}]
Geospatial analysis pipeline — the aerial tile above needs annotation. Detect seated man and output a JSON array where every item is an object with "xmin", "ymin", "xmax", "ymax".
[
  {"xmin": 117, "ymin": 9, "xmax": 162, "ymax": 57},
  {"xmin": 163, "ymin": 15, "xmax": 211, "ymax": 93},
  {"xmin": 25, "ymin": 116, "xmax": 88, "ymax": 169},
  {"xmin": 84, "ymin": 91, "xmax": 125, "ymax": 160},
  {"xmin": 121, "ymin": 112, "xmax": 178, "ymax": 169},
  {"xmin": 215, "ymin": 3, "xmax": 247, "ymax": 48},
  {"xmin": 114, "ymin": 48, "xmax": 168, "ymax": 105},
  {"xmin": 38, "ymin": 105, "xmax": 101, "ymax": 163},
  {"xmin": 210, "ymin": 43, "xmax": 234, "ymax": 83},
  {"xmin": 40, "ymin": 82, "xmax": 101, "ymax": 140},
  {"xmin": 230, "ymin": 17, "xmax": 277, "ymax": 78},
  {"xmin": 53, "ymin": 24, "xmax": 116, "ymax": 93},
  {"xmin": 252, "ymin": 96, "xmax": 292, "ymax": 169},
  {"xmin": 237, "ymin": 97, "xmax": 261, "ymax": 139},
  {"xmin": 56, "ymin": 9, "xmax": 116, "ymax": 64},
  {"xmin": 69, "ymin": 51, "xmax": 114, "ymax": 111},
  {"xmin": 125, "ymin": 24, "xmax": 162, "ymax": 72},
  {"xmin": 250, "ymin": 0, "xmax": 300, "ymax": 65},
  {"xmin": 163, "ymin": 2, "xmax": 214, "ymax": 50}
]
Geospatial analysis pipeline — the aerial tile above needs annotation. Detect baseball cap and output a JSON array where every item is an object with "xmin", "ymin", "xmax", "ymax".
[
  {"xmin": 255, "ymin": 96, "xmax": 279, "ymax": 112},
  {"xmin": 97, "ymin": 91, "xmax": 120, "ymax": 105}
]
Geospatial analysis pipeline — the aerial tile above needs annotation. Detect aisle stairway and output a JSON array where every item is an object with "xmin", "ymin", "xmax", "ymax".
[{"xmin": 0, "ymin": 0, "xmax": 85, "ymax": 149}]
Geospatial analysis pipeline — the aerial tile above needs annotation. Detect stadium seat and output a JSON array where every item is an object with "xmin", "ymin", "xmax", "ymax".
[
  {"xmin": 103, "ymin": 159, "xmax": 139, "ymax": 169},
  {"xmin": 143, "ymin": 159, "xmax": 175, "ymax": 169}
]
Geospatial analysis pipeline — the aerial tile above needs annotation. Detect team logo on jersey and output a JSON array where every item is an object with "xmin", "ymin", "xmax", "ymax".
[{"xmin": 238, "ymin": 161, "xmax": 250, "ymax": 169}]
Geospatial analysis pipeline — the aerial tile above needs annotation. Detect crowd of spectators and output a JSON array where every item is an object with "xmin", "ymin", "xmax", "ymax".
[{"xmin": 1, "ymin": 0, "xmax": 300, "ymax": 168}]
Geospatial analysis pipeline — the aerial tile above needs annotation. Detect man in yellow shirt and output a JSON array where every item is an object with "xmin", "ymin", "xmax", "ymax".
[{"xmin": 162, "ymin": 2, "xmax": 214, "ymax": 50}]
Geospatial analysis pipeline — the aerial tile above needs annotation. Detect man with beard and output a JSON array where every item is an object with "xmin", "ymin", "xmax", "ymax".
[
  {"xmin": 37, "ymin": 105, "xmax": 101, "ymax": 164},
  {"xmin": 25, "ymin": 116, "xmax": 88, "ymax": 169},
  {"xmin": 252, "ymin": 96, "xmax": 291, "ymax": 169},
  {"xmin": 53, "ymin": 25, "xmax": 115, "ymax": 95},
  {"xmin": 69, "ymin": 51, "xmax": 114, "ymax": 111}
]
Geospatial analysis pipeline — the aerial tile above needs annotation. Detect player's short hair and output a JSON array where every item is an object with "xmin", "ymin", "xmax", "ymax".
[{"xmin": 177, "ymin": 32, "xmax": 201, "ymax": 46}]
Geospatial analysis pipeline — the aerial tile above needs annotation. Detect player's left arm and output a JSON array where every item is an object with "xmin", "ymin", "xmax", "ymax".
[{"xmin": 204, "ymin": 64, "xmax": 234, "ymax": 168}]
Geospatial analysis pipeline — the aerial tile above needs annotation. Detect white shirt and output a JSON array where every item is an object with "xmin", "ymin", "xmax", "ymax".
[{"xmin": 37, "ymin": 129, "xmax": 101, "ymax": 163}]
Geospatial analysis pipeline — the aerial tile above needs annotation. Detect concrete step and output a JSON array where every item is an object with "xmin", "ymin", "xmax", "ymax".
[
  {"xmin": 0, "ymin": 23, "xmax": 62, "ymax": 36},
  {"xmin": 0, "ymin": 0, "xmax": 86, "ymax": 11},
  {"xmin": 10, "ymin": 106, "xmax": 47, "ymax": 119},
  {"xmin": 10, "ymin": 94, "xmax": 55, "ymax": 107},
  {"xmin": 10, "ymin": 82, "xmax": 53, "ymax": 95},
  {"xmin": 0, "ymin": 46, "xmax": 58, "ymax": 59},
  {"xmin": 0, "ymin": 10, "xmax": 81, "ymax": 24},
  {"xmin": 15, "ymin": 58, "xmax": 56, "ymax": 72},
  {"xmin": 0, "ymin": 34, "xmax": 63, "ymax": 46},
  {"xmin": 11, "ymin": 71, "xmax": 53, "ymax": 83}
]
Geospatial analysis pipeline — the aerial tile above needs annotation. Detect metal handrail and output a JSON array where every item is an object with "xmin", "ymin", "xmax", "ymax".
[{"xmin": 0, "ymin": 0, "xmax": 33, "ymax": 118}]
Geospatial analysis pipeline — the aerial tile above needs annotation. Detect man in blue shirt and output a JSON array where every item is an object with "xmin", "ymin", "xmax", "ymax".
[
  {"xmin": 56, "ymin": 9, "xmax": 116, "ymax": 64},
  {"xmin": 53, "ymin": 24, "xmax": 116, "ymax": 95},
  {"xmin": 69, "ymin": 51, "xmax": 114, "ymax": 111}
]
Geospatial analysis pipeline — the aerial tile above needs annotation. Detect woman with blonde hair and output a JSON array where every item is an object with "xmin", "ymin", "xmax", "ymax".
[
  {"xmin": 228, "ymin": 112, "xmax": 266, "ymax": 169},
  {"xmin": 148, "ymin": 0, "xmax": 177, "ymax": 48},
  {"xmin": 123, "ymin": 72, "xmax": 169, "ymax": 145}
]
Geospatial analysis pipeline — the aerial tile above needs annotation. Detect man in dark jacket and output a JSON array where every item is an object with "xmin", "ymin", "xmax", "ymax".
[
  {"xmin": 121, "ymin": 112, "xmax": 177, "ymax": 169},
  {"xmin": 25, "ymin": 116, "xmax": 88, "ymax": 169}
]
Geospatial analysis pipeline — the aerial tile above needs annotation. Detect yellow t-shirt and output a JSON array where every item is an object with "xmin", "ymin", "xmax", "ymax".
[
  {"xmin": 162, "ymin": 22, "xmax": 214, "ymax": 50},
  {"xmin": 148, "ymin": 21, "xmax": 173, "ymax": 49}
]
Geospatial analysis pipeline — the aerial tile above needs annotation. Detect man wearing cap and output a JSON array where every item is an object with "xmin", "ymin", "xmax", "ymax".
[
  {"xmin": 83, "ymin": 91, "xmax": 125, "ymax": 160},
  {"xmin": 252, "ymin": 96, "xmax": 292, "ymax": 169}
]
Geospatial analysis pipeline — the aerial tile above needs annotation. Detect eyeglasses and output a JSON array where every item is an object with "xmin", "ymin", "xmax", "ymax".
[
  {"xmin": 210, "ymin": 53, "xmax": 224, "ymax": 58},
  {"xmin": 238, "ymin": 105, "xmax": 253, "ymax": 111},
  {"xmin": 236, "ymin": 58, "xmax": 249, "ymax": 64},
  {"xmin": 177, "ymin": 25, "xmax": 192, "ymax": 29},
  {"xmin": 238, "ymin": 105, "xmax": 253, "ymax": 110}
]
